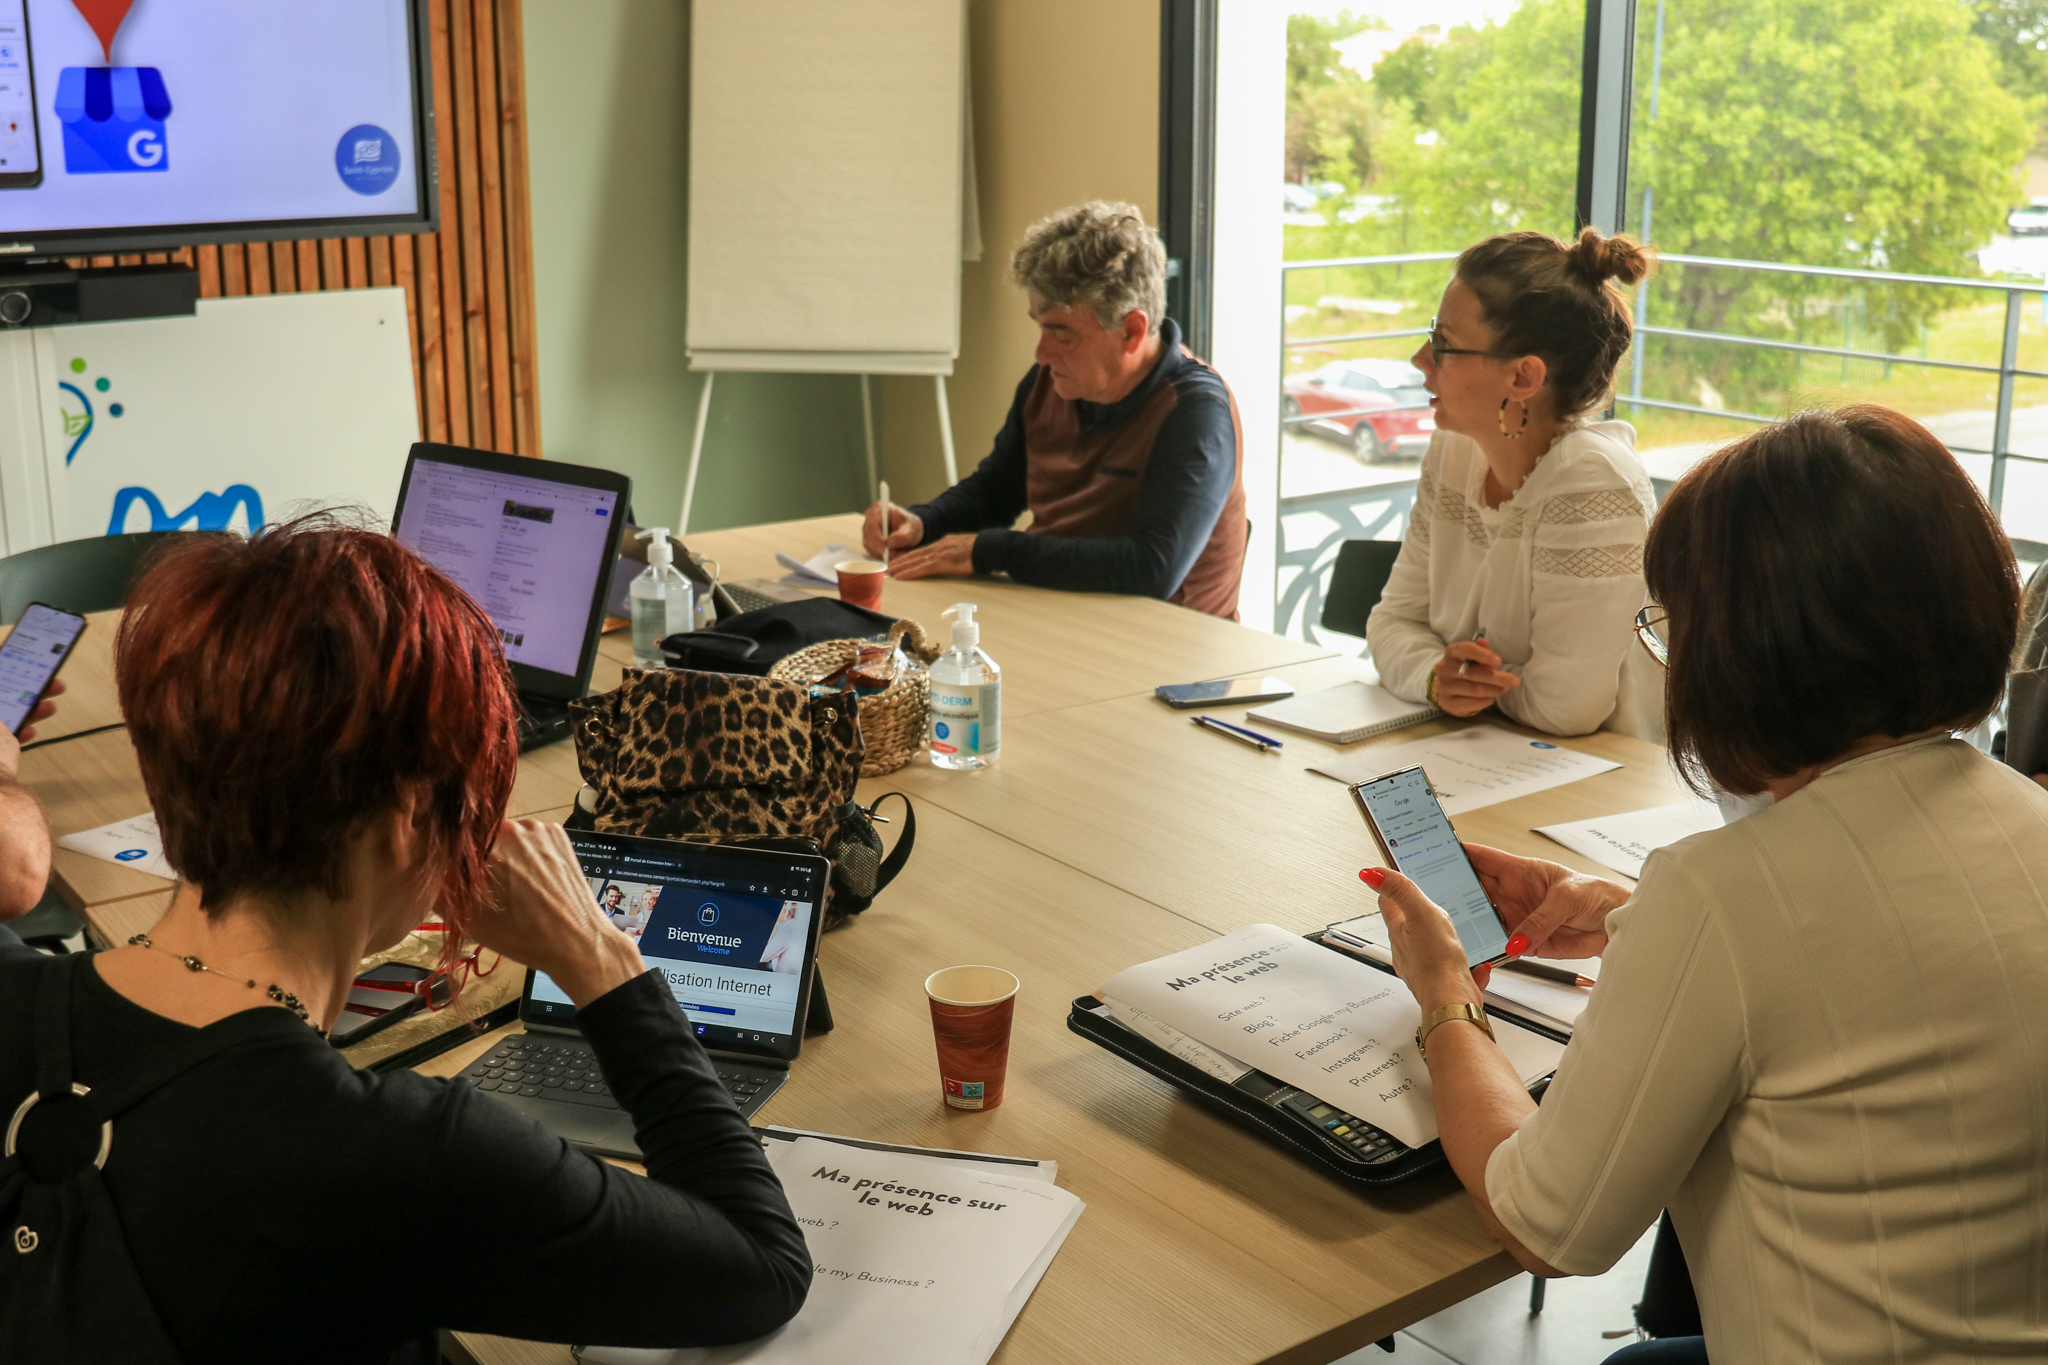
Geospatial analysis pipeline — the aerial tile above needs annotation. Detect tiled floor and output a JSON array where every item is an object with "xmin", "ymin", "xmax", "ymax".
[{"xmin": 1337, "ymin": 1226, "xmax": 1658, "ymax": 1365}]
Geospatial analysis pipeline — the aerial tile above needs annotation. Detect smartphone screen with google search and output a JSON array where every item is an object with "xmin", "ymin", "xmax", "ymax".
[{"xmin": 1350, "ymin": 765, "xmax": 1512, "ymax": 969}]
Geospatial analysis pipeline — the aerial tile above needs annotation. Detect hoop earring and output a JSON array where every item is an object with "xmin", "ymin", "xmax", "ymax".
[{"xmin": 1498, "ymin": 397, "xmax": 1530, "ymax": 439}]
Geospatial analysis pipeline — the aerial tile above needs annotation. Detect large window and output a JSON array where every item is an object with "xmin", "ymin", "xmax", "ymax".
[
  {"xmin": 1621, "ymin": 0, "xmax": 2047, "ymax": 551},
  {"xmin": 1267, "ymin": 0, "xmax": 2048, "ymax": 644},
  {"xmin": 1278, "ymin": 0, "xmax": 1589, "ymax": 640}
]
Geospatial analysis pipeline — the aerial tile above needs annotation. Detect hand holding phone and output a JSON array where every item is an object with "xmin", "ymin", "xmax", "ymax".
[
  {"xmin": 1350, "ymin": 765, "xmax": 1512, "ymax": 969},
  {"xmin": 0, "ymin": 603, "xmax": 85, "ymax": 752}
]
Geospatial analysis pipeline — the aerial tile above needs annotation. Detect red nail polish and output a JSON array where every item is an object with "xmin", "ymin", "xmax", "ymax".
[
  {"xmin": 1505, "ymin": 933, "xmax": 1530, "ymax": 957},
  {"xmin": 1360, "ymin": 867, "xmax": 1386, "ymax": 889}
]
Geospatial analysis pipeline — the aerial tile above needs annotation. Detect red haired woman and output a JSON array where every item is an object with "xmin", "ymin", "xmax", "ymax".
[{"xmin": 0, "ymin": 517, "xmax": 808, "ymax": 1363}]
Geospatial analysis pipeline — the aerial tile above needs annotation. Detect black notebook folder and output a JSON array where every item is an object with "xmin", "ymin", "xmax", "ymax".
[{"xmin": 1065, "ymin": 933, "xmax": 1564, "ymax": 1190}]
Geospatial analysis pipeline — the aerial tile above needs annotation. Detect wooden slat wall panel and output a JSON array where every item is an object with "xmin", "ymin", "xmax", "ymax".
[{"xmin": 65, "ymin": 0, "xmax": 540, "ymax": 457}]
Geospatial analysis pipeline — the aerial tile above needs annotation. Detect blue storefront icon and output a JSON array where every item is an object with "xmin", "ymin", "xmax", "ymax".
[{"xmin": 55, "ymin": 67, "xmax": 171, "ymax": 174}]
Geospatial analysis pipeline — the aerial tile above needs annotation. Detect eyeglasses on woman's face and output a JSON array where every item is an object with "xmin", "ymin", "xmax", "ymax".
[
  {"xmin": 1635, "ymin": 606, "xmax": 1669, "ymax": 667},
  {"xmin": 1427, "ymin": 317, "xmax": 1492, "ymax": 364}
]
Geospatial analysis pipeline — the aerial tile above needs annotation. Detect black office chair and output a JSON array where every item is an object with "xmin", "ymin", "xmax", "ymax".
[
  {"xmin": 1319, "ymin": 539, "xmax": 1403, "ymax": 639},
  {"xmin": 0, "ymin": 530, "xmax": 187, "ymax": 625},
  {"xmin": 1632, "ymin": 1213, "xmax": 1702, "ymax": 1337},
  {"xmin": 9, "ymin": 886, "xmax": 85, "ymax": 954}
]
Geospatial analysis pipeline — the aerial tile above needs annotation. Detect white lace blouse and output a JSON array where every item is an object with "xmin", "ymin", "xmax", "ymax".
[{"xmin": 1364, "ymin": 421, "xmax": 1662, "ymax": 739}]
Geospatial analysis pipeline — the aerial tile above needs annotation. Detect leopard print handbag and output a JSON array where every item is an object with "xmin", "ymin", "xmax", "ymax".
[{"xmin": 569, "ymin": 668, "xmax": 908, "ymax": 928}]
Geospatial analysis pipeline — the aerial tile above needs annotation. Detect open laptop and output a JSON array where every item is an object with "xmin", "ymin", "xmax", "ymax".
[
  {"xmin": 457, "ymin": 829, "xmax": 831, "ymax": 1159},
  {"xmin": 390, "ymin": 442, "xmax": 632, "ymax": 751}
]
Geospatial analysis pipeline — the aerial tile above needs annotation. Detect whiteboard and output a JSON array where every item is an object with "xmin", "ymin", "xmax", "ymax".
[
  {"xmin": 686, "ymin": 0, "xmax": 965, "ymax": 376},
  {"xmin": 36, "ymin": 290, "xmax": 418, "ymax": 540}
]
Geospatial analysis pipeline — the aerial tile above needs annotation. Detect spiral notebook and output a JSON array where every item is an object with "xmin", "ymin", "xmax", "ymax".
[{"xmin": 1245, "ymin": 680, "xmax": 1440, "ymax": 744}]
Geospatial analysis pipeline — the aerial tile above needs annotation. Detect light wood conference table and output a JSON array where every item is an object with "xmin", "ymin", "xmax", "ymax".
[{"xmin": 20, "ymin": 514, "xmax": 1684, "ymax": 1365}]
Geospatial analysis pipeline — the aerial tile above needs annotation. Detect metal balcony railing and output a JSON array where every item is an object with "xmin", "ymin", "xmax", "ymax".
[{"xmin": 1281, "ymin": 249, "xmax": 2048, "ymax": 524}]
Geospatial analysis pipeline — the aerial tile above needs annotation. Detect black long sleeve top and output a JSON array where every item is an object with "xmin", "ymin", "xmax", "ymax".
[{"xmin": 0, "ymin": 950, "xmax": 810, "ymax": 1364}]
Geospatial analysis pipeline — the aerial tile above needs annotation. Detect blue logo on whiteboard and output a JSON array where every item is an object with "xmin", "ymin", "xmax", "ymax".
[
  {"xmin": 335, "ymin": 124, "xmax": 400, "ymax": 195},
  {"xmin": 107, "ymin": 486, "xmax": 265, "ymax": 534},
  {"xmin": 114, "ymin": 848, "xmax": 147, "ymax": 861}
]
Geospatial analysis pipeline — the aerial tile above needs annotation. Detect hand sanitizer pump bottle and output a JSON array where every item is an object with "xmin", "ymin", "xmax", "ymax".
[
  {"xmin": 630, "ymin": 528, "xmax": 693, "ymax": 668},
  {"xmin": 929, "ymin": 602, "xmax": 1000, "ymax": 769}
]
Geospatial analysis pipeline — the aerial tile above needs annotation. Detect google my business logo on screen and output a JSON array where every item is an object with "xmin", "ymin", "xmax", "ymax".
[{"xmin": 56, "ymin": 66, "xmax": 170, "ymax": 174}]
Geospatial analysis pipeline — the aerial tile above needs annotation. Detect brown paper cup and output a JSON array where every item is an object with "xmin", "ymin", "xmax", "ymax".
[
  {"xmin": 925, "ymin": 965, "xmax": 1019, "ymax": 1111},
  {"xmin": 836, "ymin": 559, "xmax": 886, "ymax": 611}
]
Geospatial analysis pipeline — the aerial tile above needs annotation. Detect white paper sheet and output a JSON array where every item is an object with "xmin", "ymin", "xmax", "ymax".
[
  {"xmin": 1095, "ymin": 1000, "xmax": 1253, "ymax": 1083},
  {"xmin": 1099, "ymin": 924, "xmax": 1563, "ymax": 1149},
  {"xmin": 760, "ymin": 1127, "xmax": 1057, "ymax": 1184},
  {"xmin": 583, "ymin": 1137, "xmax": 1083, "ymax": 1365},
  {"xmin": 1323, "ymin": 913, "xmax": 1600, "ymax": 1037},
  {"xmin": 1534, "ymin": 800, "xmax": 1723, "ymax": 879},
  {"xmin": 777, "ymin": 543, "xmax": 857, "ymax": 587},
  {"xmin": 1311, "ymin": 724, "xmax": 1623, "ymax": 815},
  {"xmin": 55, "ymin": 813, "xmax": 177, "ymax": 881}
]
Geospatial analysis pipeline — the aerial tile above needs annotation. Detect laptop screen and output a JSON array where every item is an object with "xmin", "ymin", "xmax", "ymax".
[
  {"xmin": 391, "ymin": 447, "xmax": 627, "ymax": 688},
  {"xmin": 522, "ymin": 830, "xmax": 830, "ymax": 1062}
]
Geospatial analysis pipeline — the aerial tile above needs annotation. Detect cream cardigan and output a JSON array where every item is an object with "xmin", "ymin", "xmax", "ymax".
[
  {"xmin": 1487, "ymin": 738, "xmax": 2048, "ymax": 1362},
  {"xmin": 1364, "ymin": 422, "xmax": 1661, "ymax": 739}
]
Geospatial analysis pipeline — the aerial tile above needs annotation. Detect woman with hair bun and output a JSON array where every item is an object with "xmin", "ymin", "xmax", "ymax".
[{"xmin": 1366, "ymin": 227, "xmax": 1661, "ymax": 738}]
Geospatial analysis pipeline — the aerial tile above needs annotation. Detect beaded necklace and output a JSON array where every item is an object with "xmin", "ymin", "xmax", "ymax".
[{"xmin": 126, "ymin": 933, "xmax": 327, "ymax": 1037}]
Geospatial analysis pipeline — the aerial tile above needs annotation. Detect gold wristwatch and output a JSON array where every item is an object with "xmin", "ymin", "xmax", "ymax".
[
  {"xmin": 1416, "ymin": 1002, "xmax": 1494, "ymax": 1060},
  {"xmin": 1425, "ymin": 669, "xmax": 1440, "ymax": 707}
]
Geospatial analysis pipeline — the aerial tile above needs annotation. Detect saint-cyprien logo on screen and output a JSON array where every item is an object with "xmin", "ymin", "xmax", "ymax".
[{"xmin": 335, "ymin": 122, "xmax": 399, "ymax": 195}]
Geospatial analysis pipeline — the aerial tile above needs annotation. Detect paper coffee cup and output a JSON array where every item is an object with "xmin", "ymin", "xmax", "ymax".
[
  {"xmin": 924, "ymin": 965, "xmax": 1019, "ymax": 1111},
  {"xmin": 836, "ymin": 559, "xmax": 886, "ymax": 610}
]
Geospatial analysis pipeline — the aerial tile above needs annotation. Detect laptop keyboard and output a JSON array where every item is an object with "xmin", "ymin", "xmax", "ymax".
[
  {"xmin": 462, "ymin": 1035, "xmax": 771, "ymax": 1110},
  {"xmin": 723, "ymin": 583, "xmax": 783, "ymax": 615}
]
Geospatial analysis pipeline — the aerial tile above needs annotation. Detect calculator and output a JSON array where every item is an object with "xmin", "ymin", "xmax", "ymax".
[{"xmin": 1228, "ymin": 1067, "xmax": 1407, "ymax": 1165}]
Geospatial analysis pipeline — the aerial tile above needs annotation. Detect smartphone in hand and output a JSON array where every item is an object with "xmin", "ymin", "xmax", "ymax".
[
  {"xmin": 1349, "ymin": 764, "xmax": 1512, "ymax": 969},
  {"xmin": 0, "ymin": 603, "xmax": 86, "ymax": 735}
]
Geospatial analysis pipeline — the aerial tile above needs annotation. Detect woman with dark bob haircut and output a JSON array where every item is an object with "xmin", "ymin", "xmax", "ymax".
[
  {"xmin": 0, "ymin": 518, "xmax": 809, "ymax": 1363},
  {"xmin": 1369, "ymin": 406, "xmax": 2048, "ymax": 1363}
]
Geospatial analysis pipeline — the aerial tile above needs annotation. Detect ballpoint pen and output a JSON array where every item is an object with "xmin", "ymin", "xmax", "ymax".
[
  {"xmin": 1498, "ymin": 958, "xmax": 1596, "ymax": 989},
  {"xmin": 1191, "ymin": 714, "xmax": 1283, "ymax": 752},
  {"xmin": 878, "ymin": 479, "xmax": 891, "ymax": 568},
  {"xmin": 1455, "ymin": 627, "xmax": 1492, "ymax": 678}
]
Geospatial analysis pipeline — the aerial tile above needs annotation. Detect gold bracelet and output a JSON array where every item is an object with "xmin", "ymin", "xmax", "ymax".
[
  {"xmin": 1415, "ymin": 1002, "xmax": 1494, "ymax": 1061},
  {"xmin": 1425, "ymin": 669, "xmax": 1440, "ymax": 707}
]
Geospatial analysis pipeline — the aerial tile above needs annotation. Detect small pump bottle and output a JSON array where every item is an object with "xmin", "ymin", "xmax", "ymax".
[
  {"xmin": 928, "ymin": 602, "xmax": 1000, "ymax": 769},
  {"xmin": 629, "ymin": 528, "xmax": 694, "ymax": 668}
]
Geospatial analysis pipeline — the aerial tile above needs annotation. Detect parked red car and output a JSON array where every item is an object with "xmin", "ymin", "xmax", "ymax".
[{"xmin": 1282, "ymin": 359, "xmax": 1435, "ymax": 461}]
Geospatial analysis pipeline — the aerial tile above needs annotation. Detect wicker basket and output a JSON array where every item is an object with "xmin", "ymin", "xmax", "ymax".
[{"xmin": 768, "ymin": 618, "xmax": 942, "ymax": 776}]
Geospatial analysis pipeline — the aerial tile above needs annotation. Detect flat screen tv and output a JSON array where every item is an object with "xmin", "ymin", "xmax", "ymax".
[{"xmin": 0, "ymin": 0, "xmax": 435, "ymax": 257}]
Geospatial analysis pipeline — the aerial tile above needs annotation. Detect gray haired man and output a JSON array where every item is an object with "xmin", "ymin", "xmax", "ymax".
[{"xmin": 864, "ymin": 201, "xmax": 1247, "ymax": 618}]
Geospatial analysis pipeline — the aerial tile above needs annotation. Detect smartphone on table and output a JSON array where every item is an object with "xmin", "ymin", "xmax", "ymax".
[
  {"xmin": 0, "ymin": 0, "xmax": 44, "ymax": 190},
  {"xmin": 0, "ymin": 602, "xmax": 85, "ymax": 735},
  {"xmin": 1349, "ymin": 764, "xmax": 1512, "ymax": 969},
  {"xmin": 1154, "ymin": 677, "xmax": 1296, "ymax": 709}
]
